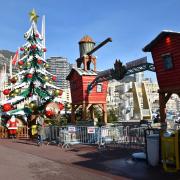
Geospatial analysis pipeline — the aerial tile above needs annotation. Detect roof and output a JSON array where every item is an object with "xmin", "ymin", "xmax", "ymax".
[
  {"xmin": 79, "ymin": 35, "xmax": 95, "ymax": 43},
  {"xmin": 143, "ymin": 30, "xmax": 180, "ymax": 52},
  {"xmin": 66, "ymin": 68, "xmax": 97, "ymax": 80}
]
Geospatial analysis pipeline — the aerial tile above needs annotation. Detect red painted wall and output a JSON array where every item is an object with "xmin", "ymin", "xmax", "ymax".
[
  {"xmin": 82, "ymin": 76, "xmax": 108, "ymax": 104},
  {"xmin": 69, "ymin": 71, "xmax": 108, "ymax": 104},
  {"xmin": 151, "ymin": 34, "xmax": 180, "ymax": 91},
  {"xmin": 69, "ymin": 71, "xmax": 83, "ymax": 104}
]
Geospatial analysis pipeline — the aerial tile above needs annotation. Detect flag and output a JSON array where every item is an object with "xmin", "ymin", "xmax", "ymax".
[{"xmin": 12, "ymin": 50, "xmax": 19, "ymax": 65}]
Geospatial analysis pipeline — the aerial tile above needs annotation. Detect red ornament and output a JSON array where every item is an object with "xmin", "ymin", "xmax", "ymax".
[
  {"xmin": 35, "ymin": 33, "xmax": 39, "ymax": 38},
  {"xmin": 3, "ymin": 89, "xmax": 10, "ymax": 95},
  {"xmin": 59, "ymin": 90, "xmax": 63, "ymax": 96},
  {"xmin": 20, "ymin": 47, "xmax": 24, "ymax": 51},
  {"xmin": 3, "ymin": 103, "xmax": 12, "ymax": 112},
  {"xmin": 52, "ymin": 76, "xmax": 57, "ymax": 81},
  {"xmin": 43, "ymin": 48, "xmax": 47, "ymax": 52},
  {"xmin": 58, "ymin": 103, "xmax": 64, "ymax": 110},
  {"xmin": 10, "ymin": 77, "xmax": 17, "ymax": 84},
  {"xmin": 45, "ymin": 110, "xmax": 54, "ymax": 117},
  {"xmin": 28, "ymin": 93, "xmax": 33, "ymax": 97},
  {"xmin": 18, "ymin": 61, "xmax": 24, "ymax": 65},
  {"xmin": 37, "ymin": 59, "xmax": 43, "ymax": 64},
  {"xmin": 30, "ymin": 45, "xmax": 36, "ymax": 49},
  {"xmin": 27, "ymin": 74, "xmax": 33, "ymax": 78}
]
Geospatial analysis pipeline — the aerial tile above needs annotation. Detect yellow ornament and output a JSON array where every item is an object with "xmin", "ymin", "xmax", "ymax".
[
  {"xmin": 44, "ymin": 76, "xmax": 49, "ymax": 81},
  {"xmin": 49, "ymin": 80, "xmax": 52, "ymax": 84},
  {"xmin": 14, "ymin": 76, "xmax": 18, "ymax": 80},
  {"xmin": 9, "ymin": 92, "xmax": 15, "ymax": 97},
  {"xmin": 19, "ymin": 65, "xmax": 23, "ymax": 69},
  {"xmin": 54, "ymin": 89, "xmax": 60, "ymax": 96},
  {"xmin": 44, "ymin": 63, "xmax": 49, "ymax": 68},
  {"xmin": 29, "ymin": 102, "xmax": 37, "ymax": 110},
  {"xmin": 26, "ymin": 62, "xmax": 31, "ymax": 67},
  {"xmin": 14, "ymin": 89, "xmax": 20, "ymax": 94}
]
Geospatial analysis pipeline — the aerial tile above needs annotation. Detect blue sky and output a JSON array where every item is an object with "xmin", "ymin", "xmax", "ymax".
[{"xmin": 0, "ymin": 0, "xmax": 180, "ymax": 80}]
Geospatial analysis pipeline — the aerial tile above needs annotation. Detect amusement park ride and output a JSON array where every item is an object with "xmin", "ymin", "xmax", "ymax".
[
  {"xmin": 67, "ymin": 36, "xmax": 155, "ymax": 124},
  {"xmin": 68, "ymin": 30, "xmax": 180, "ymax": 126}
]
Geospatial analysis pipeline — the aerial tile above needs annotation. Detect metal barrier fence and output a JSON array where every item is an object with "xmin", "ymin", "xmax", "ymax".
[
  {"xmin": 44, "ymin": 125, "xmax": 148, "ymax": 149},
  {"xmin": 0, "ymin": 125, "xmax": 148, "ymax": 150}
]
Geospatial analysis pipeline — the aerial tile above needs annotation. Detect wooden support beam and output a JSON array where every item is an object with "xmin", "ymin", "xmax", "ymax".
[
  {"xmin": 102, "ymin": 104, "xmax": 107, "ymax": 124},
  {"xmin": 82, "ymin": 103, "xmax": 87, "ymax": 120},
  {"xmin": 164, "ymin": 92, "xmax": 172, "ymax": 104},
  {"xmin": 71, "ymin": 104, "xmax": 76, "ymax": 124},
  {"xmin": 89, "ymin": 105, "xmax": 95, "ymax": 120},
  {"xmin": 159, "ymin": 91, "xmax": 172, "ymax": 127}
]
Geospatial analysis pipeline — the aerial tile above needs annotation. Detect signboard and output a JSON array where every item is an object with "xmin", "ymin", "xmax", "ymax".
[
  {"xmin": 87, "ymin": 127, "xmax": 96, "ymax": 134},
  {"xmin": 126, "ymin": 57, "xmax": 147, "ymax": 69},
  {"xmin": 68, "ymin": 126, "xmax": 76, "ymax": 133}
]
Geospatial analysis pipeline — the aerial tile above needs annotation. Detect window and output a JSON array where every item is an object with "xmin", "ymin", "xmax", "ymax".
[
  {"xmin": 97, "ymin": 84, "xmax": 102, "ymax": 92},
  {"xmin": 162, "ymin": 54, "xmax": 173, "ymax": 70}
]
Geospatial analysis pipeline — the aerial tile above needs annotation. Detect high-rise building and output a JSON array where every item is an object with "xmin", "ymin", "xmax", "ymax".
[
  {"xmin": 47, "ymin": 57, "xmax": 73, "ymax": 103},
  {"xmin": 47, "ymin": 57, "xmax": 70, "ymax": 89}
]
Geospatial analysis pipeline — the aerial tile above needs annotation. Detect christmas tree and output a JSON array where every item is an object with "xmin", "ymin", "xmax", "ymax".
[{"xmin": 1, "ymin": 9, "xmax": 63, "ymax": 118}]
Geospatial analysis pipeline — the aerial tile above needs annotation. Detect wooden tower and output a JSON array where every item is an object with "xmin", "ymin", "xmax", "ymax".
[{"xmin": 67, "ymin": 36, "xmax": 111, "ymax": 124}]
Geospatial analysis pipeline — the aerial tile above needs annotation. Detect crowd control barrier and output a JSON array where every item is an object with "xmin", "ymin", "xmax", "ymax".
[{"xmin": 43, "ymin": 125, "xmax": 147, "ymax": 150}]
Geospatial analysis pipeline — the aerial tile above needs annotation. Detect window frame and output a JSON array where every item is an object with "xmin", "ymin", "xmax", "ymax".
[
  {"xmin": 96, "ymin": 83, "xmax": 103, "ymax": 93},
  {"xmin": 161, "ymin": 53, "xmax": 173, "ymax": 70}
]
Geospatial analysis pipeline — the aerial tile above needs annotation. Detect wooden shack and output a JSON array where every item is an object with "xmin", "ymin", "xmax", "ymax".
[{"xmin": 143, "ymin": 30, "xmax": 180, "ymax": 123}]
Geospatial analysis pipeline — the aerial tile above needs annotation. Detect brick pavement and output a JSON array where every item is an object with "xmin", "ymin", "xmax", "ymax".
[{"xmin": 0, "ymin": 139, "xmax": 180, "ymax": 180}]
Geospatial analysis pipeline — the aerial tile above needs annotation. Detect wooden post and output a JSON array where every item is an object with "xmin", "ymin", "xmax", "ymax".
[
  {"xmin": 159, "ymin": 92, "xmax": 166, "ymax": 124},
  {"xmin": 159, "ymin": 91, "xmax": 172, "ymax": 129},
  {"xmin": 82, "ymin": 103, "xmax": 87, "ymax": 120},
  {"xmin": 102, "ymin": 104, "xmax": 107, "ymax": 124},
  {"xmin": 71, "ymin": 104, "xmax": 76, "ymax": 124},
  {"xmin": 90, "ymin": 105, "xmax": 95, "ymax": 120}
]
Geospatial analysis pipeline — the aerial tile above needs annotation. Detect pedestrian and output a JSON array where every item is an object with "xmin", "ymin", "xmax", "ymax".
[
  {"xmin": 36, "ymin": 113, "xmax": 45, "ymax": 146},
  {"xmin": 153, "ymin": 114, "xmax": 160, "ymax": 123}
]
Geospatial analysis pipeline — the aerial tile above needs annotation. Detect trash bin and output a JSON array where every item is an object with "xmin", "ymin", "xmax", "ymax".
[
  {"xmin": 146, "ymin": 134, "xmax": 160, "ymax": 166},
  {"xmin": 161, "ymin": 130, "xmax": 180, "ymax": 172}
]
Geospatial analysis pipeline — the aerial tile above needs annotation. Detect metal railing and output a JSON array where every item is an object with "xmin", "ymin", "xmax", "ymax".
[
  {"xmin": 0, "ymin": 125, "xmax": 149, "ymax": 150},
  {"xmin": 43, "ymin": 125, "xmax": 148, "ymax": 150}
]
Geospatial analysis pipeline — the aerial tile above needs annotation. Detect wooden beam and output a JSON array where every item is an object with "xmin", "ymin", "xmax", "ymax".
[{"xmin": 164, "ymin": 92, "xmax": 172, "ymax": 104}]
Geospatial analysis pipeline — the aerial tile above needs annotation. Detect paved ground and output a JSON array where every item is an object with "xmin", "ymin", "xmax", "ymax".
[{"xmin": 0, "ymin": 139, "xmax": 180, "ymax": 180}]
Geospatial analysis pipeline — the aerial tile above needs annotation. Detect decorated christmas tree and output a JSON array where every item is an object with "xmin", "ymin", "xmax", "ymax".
[{"xmin": 1, "ymin": 9, "xmax": 63, "ymax": 119}]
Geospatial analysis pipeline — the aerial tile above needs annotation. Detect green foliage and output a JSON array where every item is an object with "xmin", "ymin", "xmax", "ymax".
[{"xmin": 107, "ymin": 108, "xmax": 118, "ymax": 123}]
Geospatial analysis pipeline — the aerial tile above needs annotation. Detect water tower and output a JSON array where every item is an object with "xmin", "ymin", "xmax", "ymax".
[{"xmin": 67, "ymin": 35, "xmax": 112, "ymax": 124}]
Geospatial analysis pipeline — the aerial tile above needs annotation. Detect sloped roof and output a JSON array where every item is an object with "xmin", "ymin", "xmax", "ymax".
[
  {"xmin": 79, "ymin": 35, "xmax": 95, "ymax": 43},
  {"xmin": 66, "ymin": 68, "xmax": 97, "ymax": 80},
  {"xmin": 143, "ymin": 30, "xmax": 180, "ymax": 52}
]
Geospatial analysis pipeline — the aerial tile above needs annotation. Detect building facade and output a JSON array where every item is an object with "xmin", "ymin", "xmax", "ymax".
[{"xmin": 46, "ymin": 57, "xmax": 73, "ymax": 103}]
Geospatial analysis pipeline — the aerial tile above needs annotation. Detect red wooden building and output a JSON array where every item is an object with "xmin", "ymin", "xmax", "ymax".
[
  {"xmin": 143, "ymin": 30, "xmax": 180, "ymax": 124},
  {"xmin": 67, "ymin": 36, "xmax": 110, "ymax": 123}
]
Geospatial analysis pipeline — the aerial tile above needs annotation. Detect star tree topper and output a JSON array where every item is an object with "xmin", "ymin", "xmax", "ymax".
[{"xmin": 29, "ymin": 9, "xmax": 39, "ymax": 23}]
